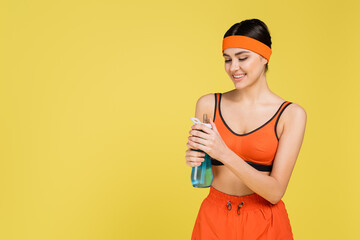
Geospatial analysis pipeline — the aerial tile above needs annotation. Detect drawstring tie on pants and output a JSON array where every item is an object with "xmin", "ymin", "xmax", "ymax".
[{"xmin": 227, "ymin": 200, "xmax": 245, "ymax": 215}]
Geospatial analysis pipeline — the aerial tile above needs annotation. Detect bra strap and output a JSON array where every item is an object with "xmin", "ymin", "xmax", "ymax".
[
  {"xmin": 213, "ymin": 93, "xmax": 219, "ymax": 122},
  {"xmin": 274, "ymin": 101, "xmax": 293, "ymax": 140}
]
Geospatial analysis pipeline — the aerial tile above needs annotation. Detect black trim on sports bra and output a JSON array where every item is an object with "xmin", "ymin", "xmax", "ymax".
[
  {"xmin": 213, "ymin": 93, "xmax": 217, "ymax": 122},
  {"xmin": 245, "ymin": 161, "xmax": 273, "ymax": 172},
  {"xmin": 211, "ymin": 157, "xmax": 272, "ymax": 171},
  {"xmin": 211, "ymin": 158, "xmax": 224, "ymax": 165},
  {"xmin": 218, "ymin": 93, "xmax": 287, "ymax": 136},
  {"xmin": 274, "ymin": 102, "xmax": 293, "ymax": 141}
]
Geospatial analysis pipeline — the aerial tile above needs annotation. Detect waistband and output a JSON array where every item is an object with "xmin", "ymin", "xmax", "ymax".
[{"xmin": 206, "ymin": 186, "xmax": 273, "ymax": 211}]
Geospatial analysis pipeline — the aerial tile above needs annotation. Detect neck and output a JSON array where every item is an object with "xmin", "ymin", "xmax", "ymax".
[{"xmin": 229, "ymin": 75, "xmax": 271, "ymax": 104}]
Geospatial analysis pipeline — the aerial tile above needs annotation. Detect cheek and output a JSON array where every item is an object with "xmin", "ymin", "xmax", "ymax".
[
  {"xmin": 245, "ymin": 61, "xmax": 263, "ymax": 74},
  {"xmin": 225, "ymin": 65, "xmax": 232, "ymax": 74},
  {"xmin": 243, "ymin": 59, "xmax": 257, "ymax": 70}
]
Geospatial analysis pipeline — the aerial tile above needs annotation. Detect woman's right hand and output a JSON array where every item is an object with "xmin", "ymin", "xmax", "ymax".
[{"xmin": 185, "ymin": 145, "xmax": 206, "ymax": 167}]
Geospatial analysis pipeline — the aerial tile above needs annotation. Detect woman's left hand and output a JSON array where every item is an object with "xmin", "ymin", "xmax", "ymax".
[{"xmin": 188, "ymin": 118, "xmax": 231, "ymax": 162}]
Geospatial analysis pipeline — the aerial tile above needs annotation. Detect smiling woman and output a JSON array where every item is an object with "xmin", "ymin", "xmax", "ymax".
[{"xmin": 185, "ymin": 18, "xmax": 307, "ymax": 240}]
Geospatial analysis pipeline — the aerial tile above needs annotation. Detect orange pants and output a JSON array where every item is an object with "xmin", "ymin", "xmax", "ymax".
[{"xmin": 191, "ymin": 186, "xmax": 294, "ymax": 240}]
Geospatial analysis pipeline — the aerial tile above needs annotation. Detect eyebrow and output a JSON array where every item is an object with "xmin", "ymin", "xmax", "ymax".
[{"xmin": 223, "ymin": 51, "xmax": 250, "ymax": 57}]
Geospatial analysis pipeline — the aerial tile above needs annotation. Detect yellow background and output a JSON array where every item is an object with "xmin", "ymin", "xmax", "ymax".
[{"xmin": 1, "ymin": 0, "xmax": 359, "ymax": 239}]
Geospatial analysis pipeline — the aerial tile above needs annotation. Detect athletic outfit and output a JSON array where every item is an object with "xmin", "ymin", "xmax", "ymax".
[{"xmin": 191, "ymin": 93, "xmax": 294, "ymax": 240}]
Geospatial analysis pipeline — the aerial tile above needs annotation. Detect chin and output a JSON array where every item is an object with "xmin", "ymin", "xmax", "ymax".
[
  {"xmin": 233, "ymin": 81, "xmax": 250, "ymax": 89},
  {"xmin": 233, "ymin": 84, "xmax": 245, "ymax": 89}
]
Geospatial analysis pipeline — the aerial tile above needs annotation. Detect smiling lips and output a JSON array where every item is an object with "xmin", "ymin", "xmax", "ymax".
[{"xmin": 233, "ymin": 73, "xmax": 246, "ymax": 80}]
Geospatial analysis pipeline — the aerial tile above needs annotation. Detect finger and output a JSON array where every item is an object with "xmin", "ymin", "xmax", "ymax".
[
  {"xmin": 191, "ymin": 137, "xmax": 210, "ymax": 152},
  {"xmin": 186, "ymin": 155, "xmax": 204, "ymax": 162},
  {"xmin": 188, "ymin": 136, "xmax": 207, "ymax": 146},
  {"xmin": 187, "ymin": 142, "xmax": 199, "ymax": 151},
  {"xmin": 209, "ymin": 118, "xmax": 218, "ymax": 133},
  {"xmin": 195, "ymin": 151, "xmax": 206, "ymax": 157},
  {"xmin": 191, "ymin": 157, "xmax": 204, "ymax": 166},
  {"xmin": 186, "ymin": 148, "xmax": 205, "ymax": 158},
  {"xmin": 185, "ymin": 155, "xmax": 204, "ymax": 166},
  {"xmin": 190, "ymin": 129, "xmax": 208, "ymax": 140},
  {"xmin": 192, "ymin": 162, "xmax": 202, "ymax": 167},
  {"xmin": 188, "ymin": 161, "xmax": 202, "ymax": 167},
  {"xmin": 187, "ymin": 139, "xmax": 204, "ymax": 152},
  {"xmin": 190, "ymin": 150, "xmax": 206, "ymax": 158},
  {"xmin": 192, "ymin": 123, "xmax": 212, "ymax": 134},
  {"xmin": 191, "ymin": 156, "xmax": 204, "ymax": 162},
  {"xmin": 187, "ymin": 141, "xmax": 210, "ymax": 155}
]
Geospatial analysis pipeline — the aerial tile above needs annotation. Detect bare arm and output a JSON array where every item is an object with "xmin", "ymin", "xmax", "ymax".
[
  {"xmin": 219, "ymin": 103, "xmax": 307, "ymax": 204},
  {"xmin": 194, "ymin": 94, "xmax": 215, "ymax": 122},
  {"xmin": 185, "ymin": 93, "xmax": 215, "ymax": 167}
]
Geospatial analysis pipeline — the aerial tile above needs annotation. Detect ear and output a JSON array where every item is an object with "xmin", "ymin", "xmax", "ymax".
[
  {"xmin": 258, "ymin": 55, "xmax": 267, "ymax": 65},
  {"xmin": 262, "ymin": 56, "xmax": 268, "ymax": 65}
]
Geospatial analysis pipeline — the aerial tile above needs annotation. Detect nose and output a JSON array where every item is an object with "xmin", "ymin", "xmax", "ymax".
[{"xmin": 230, "ymin": 61, "xmax": 240, "ymax": 71}]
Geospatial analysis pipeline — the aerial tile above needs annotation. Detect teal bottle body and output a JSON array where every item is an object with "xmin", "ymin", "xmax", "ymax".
[
  {"xmin": 191, "ymin": 148, "xmax": 213, "ymax": 188},
  {"xmin": 190, "ymin": 117, "xmax": 213, "ymax": 188}
]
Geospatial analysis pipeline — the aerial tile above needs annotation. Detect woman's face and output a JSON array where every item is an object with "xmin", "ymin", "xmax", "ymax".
[{"xmin": 223, "ymin": 47, "xmax": 267, "ymax": 89}]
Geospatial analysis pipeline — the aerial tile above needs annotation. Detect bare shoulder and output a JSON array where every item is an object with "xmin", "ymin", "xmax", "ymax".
[
  {"xmin": 194, "ymin": 93, "xmax": 216, "ymax": 121},
  {"xmin": 285, "ymin": 102, "xmax": 307, "ymax": 121},
  {"xmin": 281, "ymin": 102, "xmax": 307, "ymax": 133}
]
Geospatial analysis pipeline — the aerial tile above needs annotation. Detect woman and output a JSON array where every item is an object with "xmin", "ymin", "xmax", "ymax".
[{"xmin": 185, "ymin": 19, "xmax": 307, "ymax": 239}]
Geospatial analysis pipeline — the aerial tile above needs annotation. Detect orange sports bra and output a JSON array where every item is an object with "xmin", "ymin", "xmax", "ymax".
[{"xmin": 211, "ymin": 93, "xmax": 293, "ymax": 172}]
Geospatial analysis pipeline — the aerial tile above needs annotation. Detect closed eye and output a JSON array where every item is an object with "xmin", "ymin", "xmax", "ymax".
[{"xmin": 225, "ymin": 57, "xmax": 248, "ymax": 63}]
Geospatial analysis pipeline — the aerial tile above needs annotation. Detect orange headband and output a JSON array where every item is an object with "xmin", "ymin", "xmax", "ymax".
[{"xmin": 222, "ymin": 35, "xmax": 272, "ymax": 63}]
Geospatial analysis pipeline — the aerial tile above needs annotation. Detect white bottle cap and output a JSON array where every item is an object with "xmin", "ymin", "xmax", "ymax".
[{"xmin": 190, "ymin": 117, "xmax": 212, "ymax": 129}]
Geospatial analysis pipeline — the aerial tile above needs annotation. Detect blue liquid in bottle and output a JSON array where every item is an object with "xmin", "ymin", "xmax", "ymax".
[{"xmin": 190, "ymin": 114, "xmax": 213, "ymax": 188}]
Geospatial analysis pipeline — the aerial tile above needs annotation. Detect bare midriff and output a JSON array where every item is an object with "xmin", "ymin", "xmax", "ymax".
[{"xmin": 211, "ymin": 166, "xmax": 271, "ymax": 196}]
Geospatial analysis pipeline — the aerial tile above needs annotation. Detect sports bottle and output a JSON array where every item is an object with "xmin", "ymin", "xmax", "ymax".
[{"xmin": 190, "ymin": 114, "xmax": 213, "ymax": 188}]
